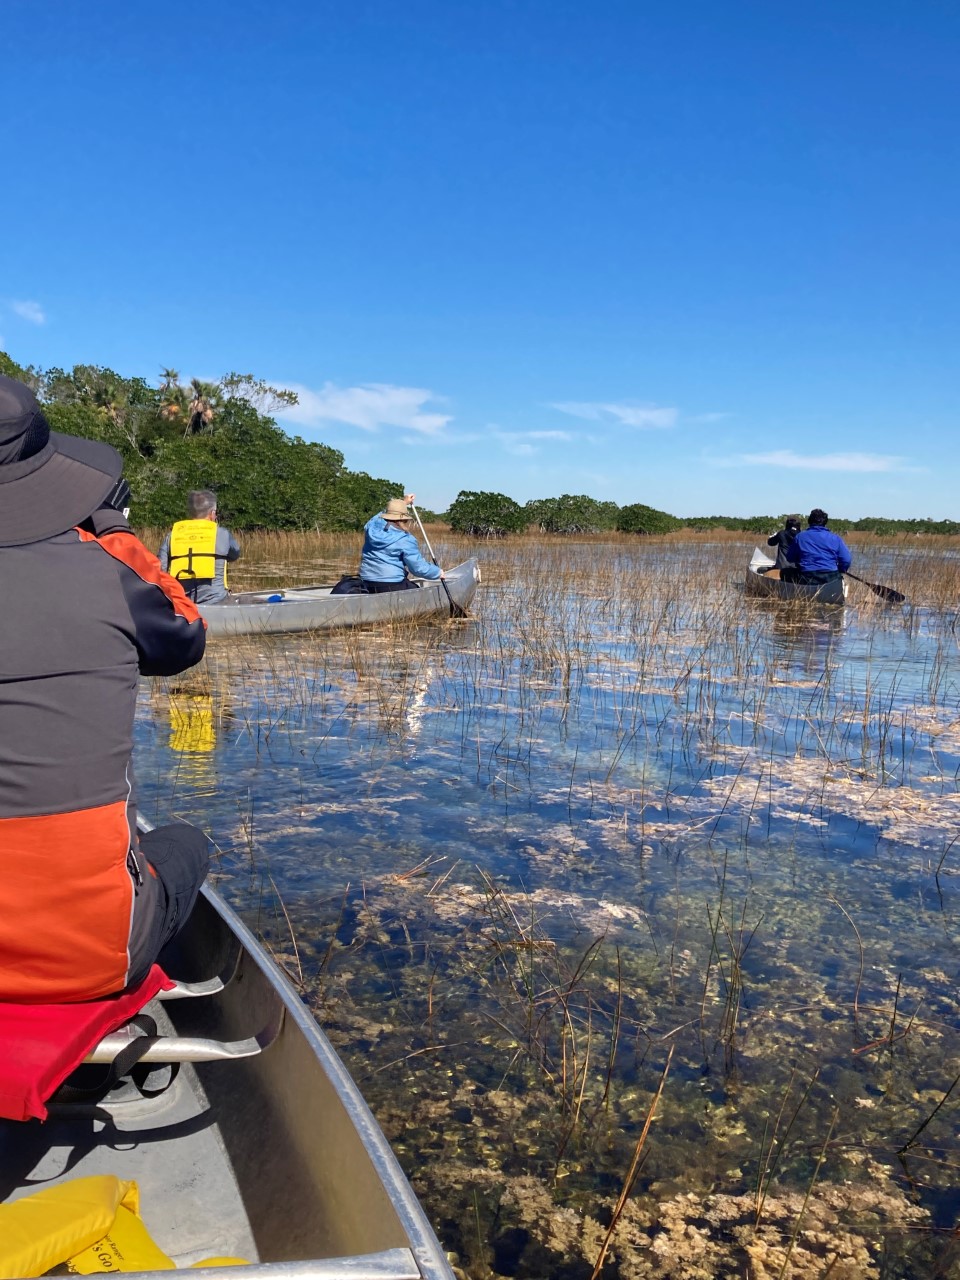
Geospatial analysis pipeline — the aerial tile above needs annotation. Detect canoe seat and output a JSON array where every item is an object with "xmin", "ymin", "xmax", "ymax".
[{"xmin": 0, "ymin": 966, "xmax": 173, "ymax": 1122}]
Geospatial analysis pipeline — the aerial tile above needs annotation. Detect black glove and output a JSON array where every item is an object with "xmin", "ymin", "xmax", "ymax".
[{"xmin": 78, "ymin": 477, "xmax": 133, "ymax": 537}]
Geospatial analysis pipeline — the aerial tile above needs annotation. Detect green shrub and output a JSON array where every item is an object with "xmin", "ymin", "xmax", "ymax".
[
  {"xmin": 617, "ymin": 502, "xmax": 682, "ymax": 535},
  {"xmin": 447, "ymin": 490, "xmax": 527, "ymax": 537}
]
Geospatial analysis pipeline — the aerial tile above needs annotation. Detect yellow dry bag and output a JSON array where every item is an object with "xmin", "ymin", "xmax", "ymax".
[{"xmin": 168, "ymin": 520, "xmax": 226, "ymax": 589}]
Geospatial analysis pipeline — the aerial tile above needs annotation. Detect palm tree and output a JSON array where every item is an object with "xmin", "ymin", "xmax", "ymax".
[
  {"xmin": 186, "ymin": 379, "xmax": 220, "ymax": 436},
  {"xmin": 157, "ymin": 368, "xmax": 185, "ymax": 421},
  {"xmin": 91, "ymin": 375, "xmax": 128, "ymax": 427}
]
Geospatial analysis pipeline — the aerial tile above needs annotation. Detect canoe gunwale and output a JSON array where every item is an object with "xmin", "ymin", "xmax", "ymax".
[
  {"xmin": 187, "ymin": 884, "xmax": 457, "ymax": 1279},
  {"xmin": 149, "ymin": 1248, "xmax": 423, "ymax": 1279}
]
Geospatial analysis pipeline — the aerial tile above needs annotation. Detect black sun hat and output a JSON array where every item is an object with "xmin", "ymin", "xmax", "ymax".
[{"xmin": 0, "ymin": 374, "xmax": 122, "ymax": 546}]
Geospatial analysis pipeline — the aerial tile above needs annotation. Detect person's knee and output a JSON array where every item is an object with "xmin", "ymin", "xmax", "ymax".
[{"xmin": 141, "ymin": 822, "xmax": 210, "ymax": 886}]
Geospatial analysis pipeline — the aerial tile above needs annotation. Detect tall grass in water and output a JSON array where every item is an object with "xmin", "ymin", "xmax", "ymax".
[{"xmin": 147, "ymin": 529, "xmax": 960, "ymax": 1280}]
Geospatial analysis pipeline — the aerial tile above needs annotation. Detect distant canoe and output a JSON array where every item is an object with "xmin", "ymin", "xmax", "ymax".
[
  {"xmin": 200, "ymin": 558, "xmax": 480, "ymax": 636},
  {"xmin": 745, "ymin": 548, "xmax": 847, "ymax": 605}
]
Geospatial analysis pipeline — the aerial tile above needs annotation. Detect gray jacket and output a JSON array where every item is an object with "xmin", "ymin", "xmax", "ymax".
[{"xmin": 0, "ymin": 508, "xmax": 206, "ymax": 1000}]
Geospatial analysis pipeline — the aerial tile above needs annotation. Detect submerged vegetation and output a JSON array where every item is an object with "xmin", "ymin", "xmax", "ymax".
[{"xmin": 142, "ymin": 531, "xmax": 960, "ymax": 1278}]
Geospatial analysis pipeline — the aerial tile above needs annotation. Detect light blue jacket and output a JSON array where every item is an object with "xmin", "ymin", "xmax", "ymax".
[{"xmin": 359, "ymin": 516, "xmax": 441, "ymax": 583}]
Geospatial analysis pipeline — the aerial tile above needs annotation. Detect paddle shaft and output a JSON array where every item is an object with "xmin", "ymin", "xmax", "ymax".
[{"xmin": 410, "ymin": 503, "xmax": 467, "ymax": 617}]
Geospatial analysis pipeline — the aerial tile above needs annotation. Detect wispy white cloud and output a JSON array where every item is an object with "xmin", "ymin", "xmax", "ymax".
[
  {"xmin": 9, "ymin": 299, "xmax": 46, "ymax": 325},
  {"xmin": 278, "ymin": 381, "xmax": 451, "ymax": 435},
  {"xmin": 401, "ymin": 430, "xmax": 485, "ymax": 447},
  {"xmin": 551, "ymin": 401, "xmax": 679, "ymax": 429},
  {"xmin": 491, "ymin": 427, "xmax": 574, "ymax": 457},
  {"xmin": 734, "ymin": 450, "xmax": 918, "ymax": 473},
  {"xmin": 686, "ymin": 411, "xmax": 731, "ymax": 424}
]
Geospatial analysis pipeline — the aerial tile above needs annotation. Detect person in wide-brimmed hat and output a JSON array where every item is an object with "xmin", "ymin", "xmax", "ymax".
[
  {"xmin": 0, "ymin": 373, "xmax": 210, "ymax": 1003},
  {"xmin": 358, "ymin": 492, "xmax": 445, "ymax": 593}
]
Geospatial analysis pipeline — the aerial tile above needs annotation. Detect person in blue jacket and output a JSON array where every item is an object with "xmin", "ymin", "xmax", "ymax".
[
  {"xmin": 359, "ymin": 494, "xmax": 445, "ymax": 593},
  {"xmin": 784, "ymin": 508, "xmax": 852, "ymax": 584}
]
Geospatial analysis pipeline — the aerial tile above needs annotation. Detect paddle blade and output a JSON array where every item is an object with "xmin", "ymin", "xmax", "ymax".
[{"xmin": 848, "ymin": 572, "xmax": 905, "ymax": 604}]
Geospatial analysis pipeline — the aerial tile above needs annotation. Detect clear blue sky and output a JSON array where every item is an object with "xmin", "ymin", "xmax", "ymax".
[{"xmin": 2, "ymin": 1, "xmax": 957, "ymax": 518}]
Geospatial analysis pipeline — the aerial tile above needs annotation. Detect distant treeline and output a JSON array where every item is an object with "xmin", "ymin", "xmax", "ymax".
[
  {"xmin": 442, "ymin": 491, "xmax": 960, "ymax": 537},
  {"xmin": 3, "ymin": 352, "xmax": 954, "ymax": 536},
  {"xmin": 680, "ymin": 514, "xmax": 960, "ymax": 536}
]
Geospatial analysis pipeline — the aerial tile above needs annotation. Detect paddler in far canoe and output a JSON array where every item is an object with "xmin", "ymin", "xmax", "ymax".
[
  {"xmin": 782, "ymin": 508, "xmax": 852, "ymax": 587},
  {"xmin": 158, "ymin": 488, "xmax": 242, "ymax": 604},
  {"xmin": 765, "ymin": 515, "xmax": 802, "ymax": 570},
  {"xmin": 358, "ymin": 493, "xmax": 446, "ymax": 593}
]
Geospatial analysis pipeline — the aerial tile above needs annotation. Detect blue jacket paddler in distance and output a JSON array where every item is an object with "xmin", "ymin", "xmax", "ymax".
[
  {"xmin": 786, "ymin": 526, "xmax": 852, "ymax": 574},
  {"xmin": 359, "ymin": 516, "xmax": 442, "ymax": 583}
]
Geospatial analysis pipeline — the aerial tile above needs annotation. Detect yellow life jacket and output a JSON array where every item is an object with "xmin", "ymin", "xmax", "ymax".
[{"xmin": 168, "ymin": 519, "xmax": 227, "ymax": 590}]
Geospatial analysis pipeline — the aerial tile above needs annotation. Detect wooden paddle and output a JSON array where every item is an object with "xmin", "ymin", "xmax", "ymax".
[
  {"xmin": 410, "ymin": 502, "xmax": 468, "ymax": 618},
  {"xmin": 845, "ymin": 571, "xmax": 905, "ymax": 604}
]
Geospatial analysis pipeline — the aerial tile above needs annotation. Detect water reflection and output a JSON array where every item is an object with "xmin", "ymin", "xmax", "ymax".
[
  {"xmin": 168, "ymin": 692, "xmax": 216, "ymax": 756},
  {"xmin": 766, "ymin": 603, "xmax": 848, "ymax": 677}
]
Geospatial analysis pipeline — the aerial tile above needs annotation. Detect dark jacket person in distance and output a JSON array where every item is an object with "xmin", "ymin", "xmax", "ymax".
[
  {"xmin": 359, "ymin": 494, "xmax": 444, "ymax": 593},
  {"xmin": 158, "ymin": 489, "xmax": 241, "ymax": 604},
  {"xmin": 0, "ymin": 374, "xmax": 209, "ymax": 1003},
  {"xmin": 783, "ymin": 508, "xmax": 852, "ymax": 584},
  {"xmin": 767, "ymin": 516, "xmax": 801, "ymax": 570}
]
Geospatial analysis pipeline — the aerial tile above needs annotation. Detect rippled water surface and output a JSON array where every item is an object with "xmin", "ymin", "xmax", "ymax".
[{"xmin": 136, "ymin": 534, "xmax": 960, "ymax": 1278}]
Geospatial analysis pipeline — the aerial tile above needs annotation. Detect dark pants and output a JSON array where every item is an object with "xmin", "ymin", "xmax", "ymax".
[
  {"xmin": 360, "ymin": 578, "xmax": 420, "ymax": 593},
  {"xmin": 781, "ymin": 568, "xmax": 841, "ymax": 585},
  {"xmin": 135, "ymin": 823, "xmax": 209, "ymax": 980}
]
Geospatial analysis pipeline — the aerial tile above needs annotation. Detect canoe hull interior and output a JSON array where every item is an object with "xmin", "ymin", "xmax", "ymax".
[
  {"xmin": 0, "ymin": 886, "xmax": 454, "ymax": 1279},
  {"xmin": 201, "ymin": 559, "xmax": 480, "ymax": 636}
]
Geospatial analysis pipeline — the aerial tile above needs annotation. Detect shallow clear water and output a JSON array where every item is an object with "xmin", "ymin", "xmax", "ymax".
[{"xmin": 137, "ymin": 538, "xmax": 960, "ymax": 1277}]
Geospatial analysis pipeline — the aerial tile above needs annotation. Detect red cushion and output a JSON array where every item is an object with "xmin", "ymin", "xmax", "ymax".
[{"xmin": 0, "ymin": 966, "xmax": 174, "ymax": 1122}]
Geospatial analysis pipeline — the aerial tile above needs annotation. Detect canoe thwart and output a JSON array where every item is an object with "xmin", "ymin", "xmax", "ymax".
[
  {"xmin": 85, "ymin": 1010, "xmax": 284, "ymax": 1064},
  {"xmin": 157, "ymin": 976, "xmax": 226, "ymax": 1000}
]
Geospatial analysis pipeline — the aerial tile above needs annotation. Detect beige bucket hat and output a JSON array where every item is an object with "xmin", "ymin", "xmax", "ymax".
[{"xmin": 381, "ymin": 498, "xmax": 413, "ymax": 521}]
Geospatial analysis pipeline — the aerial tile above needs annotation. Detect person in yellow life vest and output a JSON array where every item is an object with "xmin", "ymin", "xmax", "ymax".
[{"xmin": 158, "ymin": 490, "xmax": 241, "ymax": 604}]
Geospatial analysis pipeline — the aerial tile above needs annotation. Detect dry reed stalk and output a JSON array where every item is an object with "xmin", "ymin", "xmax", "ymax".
[
  {"xmin": 754, "ymin": 1067, "xmax": 821, "ymax": 1226},
  {"xmin": 588, "ymin": 1046, "xmax": 674, "ymax": 1280},
  {"xmin": 827, "ymin": 894, "xmax": 864, "ymax": 1022},
  {"xmin": 775, "ymin": 1104, "xmax": 840, "ymax": 1280}
]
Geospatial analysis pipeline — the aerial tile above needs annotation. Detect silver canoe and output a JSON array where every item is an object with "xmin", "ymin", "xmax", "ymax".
[
  {"xmin": 201, "ymin": 559, "xmax": 480, "ymax": 636},
  {"xmin": 0, "ymin": 881, "xmax": 455, "ymax": 1280},
  {"xmin": 745, "ymin": 547, "xmax": 848, "ymax": 605}
]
